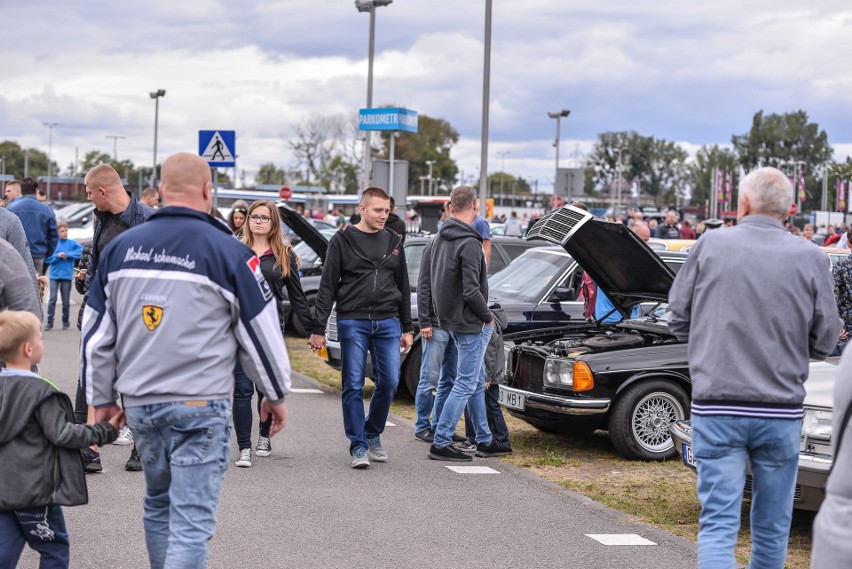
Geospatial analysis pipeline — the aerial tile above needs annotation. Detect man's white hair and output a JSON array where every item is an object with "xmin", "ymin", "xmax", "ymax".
[{"xmin": 740, "ymin": 167, "xmax": 793, "ymax": 217}]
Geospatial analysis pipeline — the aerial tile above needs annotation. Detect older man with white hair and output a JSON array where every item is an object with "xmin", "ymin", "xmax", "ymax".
[{"xmin": 668, "ymin": 167, "xmax": 840, "ymax": 569}]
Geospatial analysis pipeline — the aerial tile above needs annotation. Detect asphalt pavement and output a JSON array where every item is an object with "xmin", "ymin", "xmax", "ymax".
[{"xmin": 18, "ymin": 292, "xmax": 699, "ymax": 568}]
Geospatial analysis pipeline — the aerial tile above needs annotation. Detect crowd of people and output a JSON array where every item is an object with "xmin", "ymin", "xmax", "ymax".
[{"xmin": 2, "ymin": 162, "xmax": 852, "ymax": 568}]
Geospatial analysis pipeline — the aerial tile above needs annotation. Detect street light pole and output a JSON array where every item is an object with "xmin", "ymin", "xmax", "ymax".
[
  {"xmin": 105, "ymin": 135, "xmax": 126, "ymax": 162},
  {"xmin": 479, "ymin": 0, "xmax": 492, "ymax": 210},
  {"xmin": 356, "ymin": 0, "xmax": 392, "ymax": 192},
  {"xmin": 44, "ymin": 122, "xmax": 58, "ymax": 202},
  {"xmin": 425, "ymin": 160, "xmax": 435, "ymax": 195},
  {"xmin": 150, "ymin": 89, "xmax": 166, "ymax": 187},
  {"xmin": 547, "ymin": 109, "xmax": 570, "ymax": 198}
]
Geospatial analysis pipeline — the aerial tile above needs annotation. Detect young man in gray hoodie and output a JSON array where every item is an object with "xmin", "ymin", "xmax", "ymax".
[{"xmin": 427, "ymin": 185, "xmax": 499, "ymax": 462}]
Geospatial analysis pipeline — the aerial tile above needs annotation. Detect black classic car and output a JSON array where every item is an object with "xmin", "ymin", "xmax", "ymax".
[{"xmin": 498, "ymin": 205, "xmax": 692, "ymax": 461}]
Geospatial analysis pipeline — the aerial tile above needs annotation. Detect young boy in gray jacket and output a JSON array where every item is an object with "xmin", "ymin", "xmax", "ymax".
[{"xmin": 0, "ymin": 310, "xmax": 123, "ymax": 568}]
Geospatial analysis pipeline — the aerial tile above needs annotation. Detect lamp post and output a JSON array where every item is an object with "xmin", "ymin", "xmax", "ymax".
[
  {"xmin": 425, "ymin": 160, "xmax": 435, "ymax": 195},
  {"xmin": 44, "ymin": 122, "xmax": 58, "ymax": 202},
  {"xmin": 479, "ymin": 0, "xmax": 492, "ymax": 211},
  {"xmin": 547, "ymin": 109, "xmax": 570, "ymax": 197},
  {"xmin": 355, "ymin": 0, "xmax": 393, "ymax": 191},
  {"xmin": 150, "ymin": 89, "xmax": 166, "ymax": 186},
  {"xmin": 105, "ymin": 135, "xmax": 126, "ymax": 162}
]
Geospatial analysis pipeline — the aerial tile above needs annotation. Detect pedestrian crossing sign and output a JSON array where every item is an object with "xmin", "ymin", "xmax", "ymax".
[{"xmin": 199, "ymin": 130, "xmax": 236, "ymax": 167}]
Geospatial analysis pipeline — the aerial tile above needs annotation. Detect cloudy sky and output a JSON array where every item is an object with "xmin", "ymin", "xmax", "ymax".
[{"xmin": 3, "ymin": 1, "xmax": 852, "ymax": 191}]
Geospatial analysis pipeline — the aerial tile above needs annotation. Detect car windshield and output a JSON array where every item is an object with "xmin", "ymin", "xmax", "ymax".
[{"xmin": 488, "ymin": 249, "xmax": 570, "ymax": 302}]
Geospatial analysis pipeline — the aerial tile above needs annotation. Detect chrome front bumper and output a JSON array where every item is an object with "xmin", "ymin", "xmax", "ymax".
[{"xmin": 498, "ymin": 385, "xmax": 610, "ymax": 416}]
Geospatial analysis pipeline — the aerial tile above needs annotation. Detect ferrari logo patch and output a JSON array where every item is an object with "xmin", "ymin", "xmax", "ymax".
[{"xmin": 142, "ymin": 305, "xmax": 164, "ymax": 331}]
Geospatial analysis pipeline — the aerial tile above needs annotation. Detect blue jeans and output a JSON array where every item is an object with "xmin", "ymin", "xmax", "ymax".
[
  {"xmin": 126, "ymin": 400, "xmax": 232, "ymax": 569},
  {"xmin": 0, "ymin": 505, "xmax": 69, "ymax": 569},
  {"xmin": 692, "ymin": 414, "xmax": 802, "ymax": 569},
  {"xmin": 414, "ymin": 327, "xmax": 456, "ymax": 432},
  {"xmin": 47, "ymin": 279, "xmax": 72, "ymax": 328},
  {"xmin": 465, "ymin": 382, "xmax": 511, "ymax": 446},
  {"xmin": 338, "ymin": 318, "xmax": 401, "ymax": 453},
  {"xmin": 433, "ymin": 325, "xmax": 493, "ymax": 448}
]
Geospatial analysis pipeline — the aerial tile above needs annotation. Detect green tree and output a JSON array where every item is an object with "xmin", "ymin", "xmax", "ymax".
[
  {"xmin": 378, "ymin": 112, "xmax": 459, "ymax": 194},
  {"xmin": 0, "ymin": 140, "xmax": 56, "ymax": 179},
  {"xmin": 255, "ymin": 163, "xmax": 288, "ymax": 185},
  {"xmin": 686, "ymin": 145, "xmax": 740, "ymax": 207},
  {"xmin": 587, "ymin": 131, "xmax": 688, "ymax": 204},
  {"xmin": 732, "ymin": 110, "xmax": 833, "ymax": 207}
]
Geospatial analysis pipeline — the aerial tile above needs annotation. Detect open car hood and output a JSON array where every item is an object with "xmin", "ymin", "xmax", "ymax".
[
  {"xmin": 526, "ymin": 205, "xmax": 675, "ymax": 316},
  {"xmin": 277, "ymin": 202, "xmax": 328, "ymax": 262}
]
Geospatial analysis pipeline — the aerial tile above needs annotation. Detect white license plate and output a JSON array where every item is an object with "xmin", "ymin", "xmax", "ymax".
[
  {"xmin": 682, "ymin": 442, "xmax": 696, "ymax": 467},
  {"xmin": 498, "ymin": 387, "xmax": 525, "ymax": 411}
]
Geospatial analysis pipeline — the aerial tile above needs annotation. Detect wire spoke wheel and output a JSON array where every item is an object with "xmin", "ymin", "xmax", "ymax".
[{"xmin": 630, "ymin": 391, "xmax": 684, "ymax": 453}]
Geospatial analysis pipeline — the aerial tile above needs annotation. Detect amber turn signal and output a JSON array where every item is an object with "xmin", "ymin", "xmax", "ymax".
[{"xmin": 572, "ymin": 361, "xmax": 594, "ymax": 391}]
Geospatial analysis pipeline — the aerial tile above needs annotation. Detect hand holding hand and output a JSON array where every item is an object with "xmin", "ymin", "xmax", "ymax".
[
  {"xmin": 308, "ymin": 334, "xmax": 326, "ymax": 351},
  {"xmin": 95, "ymin": 404, "xmax": 123, "ymax": 427},
  {"xmin": 107, "ymin": 409, "xmax": 126, "ymax": 431},
  {"xmin": 260, "ymin": 399, "xmax": 288, "ymax": 437}
]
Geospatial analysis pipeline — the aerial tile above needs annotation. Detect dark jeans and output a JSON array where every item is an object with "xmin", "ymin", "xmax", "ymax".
[
  {"xmin": 338, "ymin": 318, "xmax": 401, "ymax": 453},
  {"xmin": 0, "ymin": 505, "xmax": 70, "ymax": 569},
  {"xmin": 232, "ymin": 362, "xmax": 272, "ymax": 450},
  {"xmin": 47, "ymin": 279, "xmax": 72, "ymax": 328},
  {"xmin": 465, "ymin": 383, "xmax": 511, "ymax": 446}
]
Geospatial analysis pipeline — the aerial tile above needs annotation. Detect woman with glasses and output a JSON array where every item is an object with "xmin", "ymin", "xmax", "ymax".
[
  {"xmin": 227, "ymin": 200, "xmax": 249, "ymax": 237},
  {"xmin": 232, "ymin": 200, "xmax": 315, "ymax": 467}
]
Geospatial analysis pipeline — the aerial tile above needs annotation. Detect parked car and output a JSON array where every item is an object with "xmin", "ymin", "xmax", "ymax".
[
  {"xmin": 322, "ymin": 231, "xmax": 688, "ymax": 397},
  {"xmin": 497, "ymin": 205, "xmax": 693, "ymax": 461},
  {"xmin": 669, "ymin": 358, "xmax": 838, "ymax": 511},
  {"xmin": 647, "ymin": 238, "xmax": 696, "ymax": 252}
]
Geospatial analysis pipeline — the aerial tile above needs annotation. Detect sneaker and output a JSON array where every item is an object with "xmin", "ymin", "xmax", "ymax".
[
  {"xmin": 235, "ymin": 448, "xmax": 252, "ymax": 467},
  {"xmin": 351, "ymin": 447, "xmax": 370, "ymax": 469},
  {"xmin": 114, "ymin": 425, "xmax": 133, "ymax": 446},
  {"xmin": 125, "ymin": 447, "xmax": 143, "ymax": 471},
  {"xmin": 367, "ymin": 436, "xmax": 388, "ymax": 463},
  {"xmin": 256, "ymin": 436, "xmax": 272, "ymax": 457},
  {"xmin": 455, "ymin": 441, "xmax": 477, "ymax": 454},
  {"xmin": 45, "ymin": 325, "xmax": 53, "ymax": 331},
  {"xmin": 494, "ymin": 443, "xmax": 513, "ymax": 456},
  {"xmin": 81, "ymin": 448, "xmax": 102, "ymax": 473},
  {"xmin": 428, "ymin": 444, "xmax": 473, "ymax": 462},
  {"xmin": 475, "ymin": 440, "xmax": 501, "ymax": 458},
  {"xmin": 62, "ymin": 324, "xmax": 70, "ymax": 330},
  {"xmin": 414, "ymin": 428, "xmax": 434, "ymax": 443},
  {"xmin": 452, "ymin": 434, "xmax": 468, "ymax": 443}
]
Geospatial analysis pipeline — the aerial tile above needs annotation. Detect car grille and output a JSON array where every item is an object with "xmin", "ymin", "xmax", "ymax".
[
  {"xmin": 508, "ymin": 349, "xmax": 545, "ymax": 393},
  {"xmin": 744, "ymin": 475, "xmax": 802, "ymax": 501},
  {"xmin": 526, "ymin": 205, "xmax": 592, "ymax": 245},
  {"xmin": 327, "ymin": 306, "xmax": 338, "ymax": 342}
]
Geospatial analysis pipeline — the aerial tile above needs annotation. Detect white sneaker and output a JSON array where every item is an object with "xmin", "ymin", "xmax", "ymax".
[
  {"xmin": 114, "ymin": 425, "xmax": 133, "ymax": 446},
  {"xmin": 235, "ymin": 448, "xmax": 252, "ymax": 467}
]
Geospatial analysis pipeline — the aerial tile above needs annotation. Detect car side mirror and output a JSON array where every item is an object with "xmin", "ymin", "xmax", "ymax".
[{"xmin": 550, "ymin": 286, "xmax": 575, "ymax": 302}]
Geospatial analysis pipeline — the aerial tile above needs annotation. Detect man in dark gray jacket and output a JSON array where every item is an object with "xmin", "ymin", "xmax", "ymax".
[
  {"xmin": 668, "ymin": 167, "xmax": 840, "ymax": 569},
  {"xmin": 427, "ymin": 185, "xmax": 499, "ymax": 462}
]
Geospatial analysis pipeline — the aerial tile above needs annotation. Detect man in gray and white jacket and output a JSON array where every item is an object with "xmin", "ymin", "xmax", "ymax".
[{"xmin": 668, "ymin": 167, "xmax": 840, "ymax": 569}]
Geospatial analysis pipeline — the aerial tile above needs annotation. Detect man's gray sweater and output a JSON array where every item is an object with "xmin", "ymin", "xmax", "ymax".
[
  {"xmin": 0, "ymin": 207, "xmax": 40, "ymax": 315},
  {"xmin": 668, "ymin": 214, "xmax": 841, "ymax": 415}
]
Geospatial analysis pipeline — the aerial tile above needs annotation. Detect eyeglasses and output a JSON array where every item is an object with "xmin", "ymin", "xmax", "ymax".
[{"xmin": 249, "ymin": 215, "xmax": 272, "ymax": 223}]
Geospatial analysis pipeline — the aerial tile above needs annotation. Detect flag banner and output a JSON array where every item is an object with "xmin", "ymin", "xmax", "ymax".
[
  {"xmin": 838, "ymin": 179, "xmax": 846, "ymax": 212},
  {"xmin": 724, "ymin": 172, "xmax": 732, "ymax": 202},
  {"xmin": 798, "ymin": 174, "xmax": 806, "ymax": 203},
  {"xmin": 716, "ymin": 170, "xmax": 724, "ymax": 203}
]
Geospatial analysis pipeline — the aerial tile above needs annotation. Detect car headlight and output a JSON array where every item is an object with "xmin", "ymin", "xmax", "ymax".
[
  {"xmin": 544, "ymin": 357, "xmax": 574, "ymax": 387},
  {"xmin": 802, "ymin": 409, "xmax": 832, "ymax": 441}
]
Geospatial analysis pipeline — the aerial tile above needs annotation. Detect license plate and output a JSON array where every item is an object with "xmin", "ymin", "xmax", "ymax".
[
  {"xmin": 316, "ymin": 347, "xmax": 328, "ymax": 360},
  {"xmin": 682, "ymin": 442, "xmax": 696, "ymax": 467},
  {"xmin": 498, "ymin": 387, "xmax": 525, "ymax": 411}
]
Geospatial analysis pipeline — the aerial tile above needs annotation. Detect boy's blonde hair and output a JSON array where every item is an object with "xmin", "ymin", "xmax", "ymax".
[
  {"xmin": 56, "ymin": 219, "xmax": 68, "ymax": 230},
  {"xmin": 0, "ymin": 310, "xmax": 41, "ymax": 362}
]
